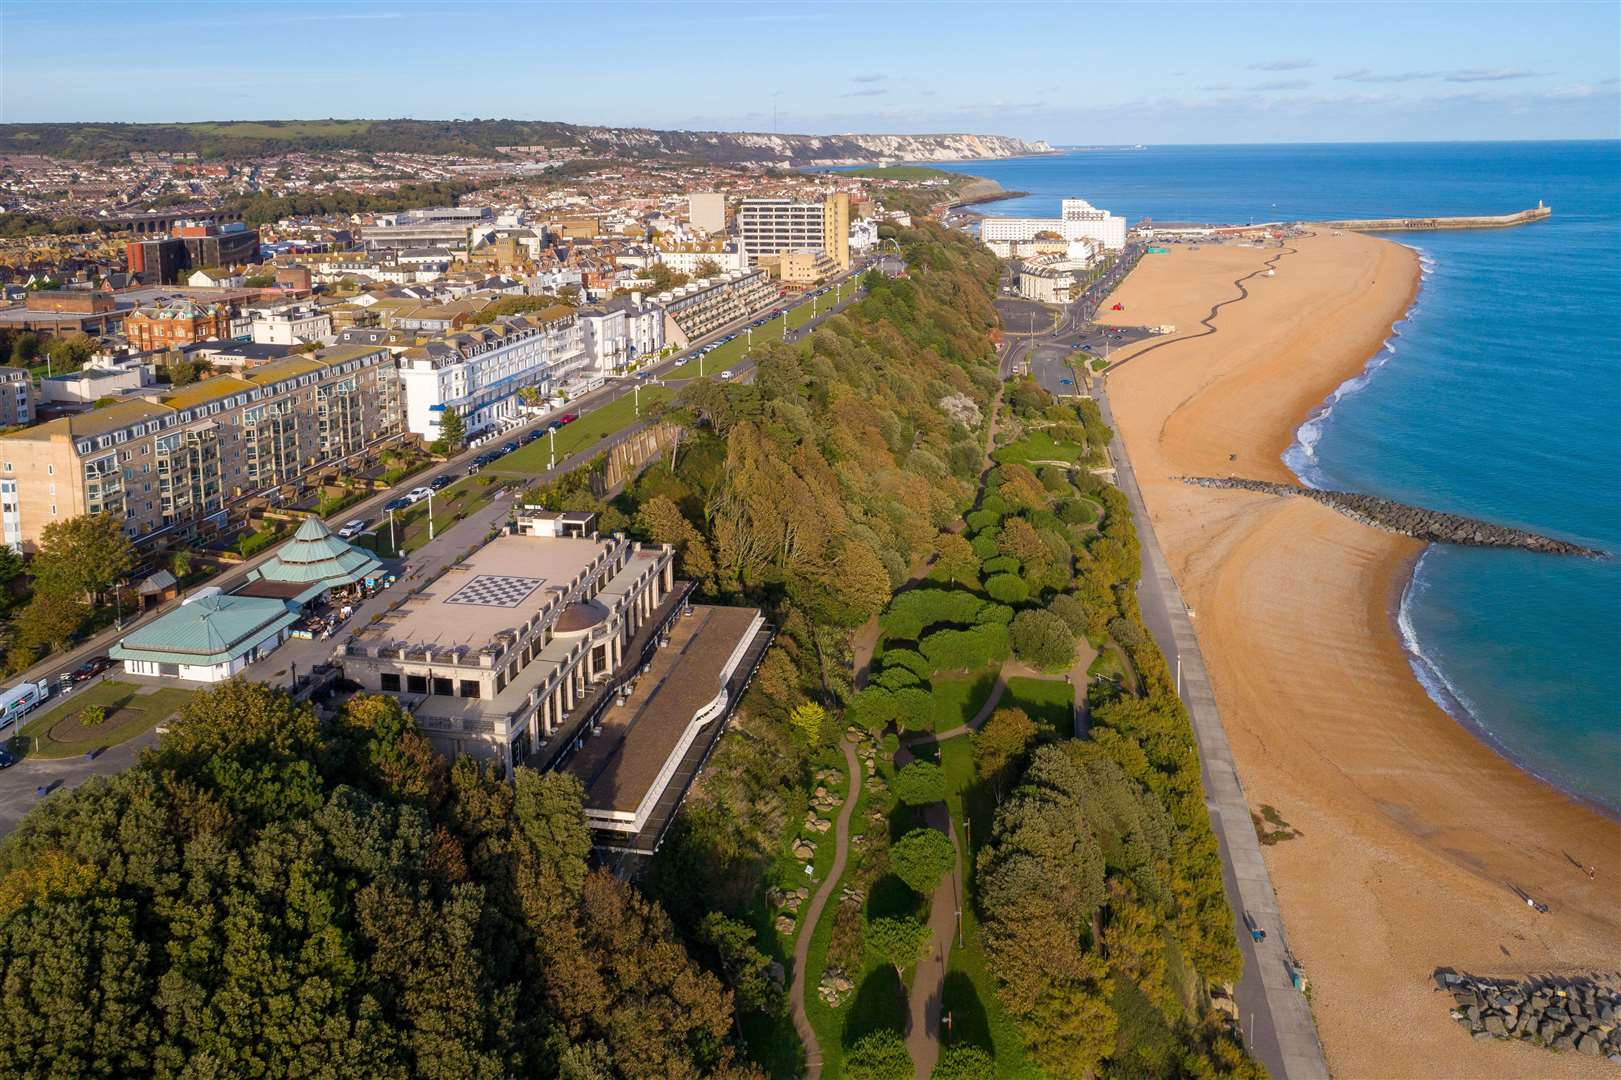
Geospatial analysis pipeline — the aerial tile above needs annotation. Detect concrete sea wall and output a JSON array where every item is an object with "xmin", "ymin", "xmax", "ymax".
[{"xmin": 1316, "ymin": 206, "xmax": 1551, "ymax": 232}]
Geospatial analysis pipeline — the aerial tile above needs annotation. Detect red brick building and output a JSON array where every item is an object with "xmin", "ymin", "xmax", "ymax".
[{"xmin": 123, "ymin": 298, "xmax": 231, "ymax": 351}]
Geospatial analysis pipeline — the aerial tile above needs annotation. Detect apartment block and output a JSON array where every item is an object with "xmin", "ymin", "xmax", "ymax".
[
  {"xmin": 980, "ymin": 197, "xmax": 1127, "ymax": 254},
  {"xmin": 0, "ymin": 345, "xmax": 402, "ymax": 551},
  {"xmin": 0, "ymin": 368, "xmax": 38, "ymax": 428},
  {"xmin": 688, "ymin": 192, "xmax": 726, "ymax": 236},
  {"xmin": 577, "ymin": 293, "xmax": 666, "ymax": 375},
  {"xmin": 657, "ymin": 269, "xmax": 777, "ymax": 348},
  {"xmin": 125, "ymin": 222, "xmax": 262, "ymax": 285},
  {"xmin": 737, "ymin": 194, "xmax": 850, "ymax": 271},
  {"xmin": 396, "ymin": 310, "xmax": 586, "ymax": 441}
]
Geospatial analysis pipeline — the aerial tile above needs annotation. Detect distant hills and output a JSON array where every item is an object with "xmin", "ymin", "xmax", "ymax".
[{"xmin": 0, "ymin": 119, "xmax": 1050, "ymax": 164}]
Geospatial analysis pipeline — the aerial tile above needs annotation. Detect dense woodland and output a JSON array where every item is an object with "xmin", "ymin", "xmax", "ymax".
[{"xmin": 0, "ymin": 223, "xmax": 1258, "ymax": 1078}]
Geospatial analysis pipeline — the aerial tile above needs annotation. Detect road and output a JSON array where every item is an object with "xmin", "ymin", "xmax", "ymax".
[{"xmin": 0, "ymin": 258, "xmax": 886, "ymax": 838}]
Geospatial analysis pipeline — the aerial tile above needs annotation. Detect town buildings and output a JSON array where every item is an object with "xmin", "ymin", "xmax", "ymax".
[
  {"xmin": 395, "ymin": 309, "xmax": 586, "ymax": 441},
  {"xmin": 577, "ymin": 293, "xmax": 666, "ymax": 375},
  {"xmin": 688, "ymin": 192, "xmax": 726, "ymax": 236},
  {"xmin": 0, "ymin": 344, "xmax": 402, "ymax": 551},
  {"xmin": 123, "ymin": 298, "xmax": 232, "ymax": 351},
  {"xmin": 249, "ymin": 302, "xmax": 332, "ymax": 346},
  {"xmin": 1015, "ymin": 253, "xmax": 1099, "ymax": 304},
  {"xmin": 980, "ymin": 197, "xmax": 1127, "ymax": 255},
  {"xmin": 656, "ymin": 269, "xmax": 777, "ymax": 348},
  {"xmin": 124, "ymin": 222, "xmax": 262, "ymax": 285}
]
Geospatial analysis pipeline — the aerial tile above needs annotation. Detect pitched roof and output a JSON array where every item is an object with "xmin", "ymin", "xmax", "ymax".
[
  {"xmin": 248, "ymin": 515, "xmax": 381, "ymax": 598},
  {"xmin": 110, "ymin": 594, "xmax": 297, "ymax": 665}
]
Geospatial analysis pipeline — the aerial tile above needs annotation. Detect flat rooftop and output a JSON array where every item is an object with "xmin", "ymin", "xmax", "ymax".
[
  {"xmin": 356, "ymin": 533, "xmax": 613, "ymax": 652},
  {"xmin": 567, "ymin": 604, "xmax": 760, "ymax": 820}
]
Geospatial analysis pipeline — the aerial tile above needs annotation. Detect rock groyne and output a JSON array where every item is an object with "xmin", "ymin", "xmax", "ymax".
[
  {"xmin": 1316, "ymin": 204, "xmax": 1551, "ymax": 232},
  {"xmin": 1177, "ymin": 476, "xmax": 1604, "ymax": 558},
  {"xmin": 1434, "ymin": 969, "xmax": 1621, "ymax": 1061}
]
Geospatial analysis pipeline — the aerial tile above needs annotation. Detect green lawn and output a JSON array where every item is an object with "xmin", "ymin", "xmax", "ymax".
[
  {"xmin": 485, "ymin": 386, "xmax": 674, "ymax": 479},
  {"xmin": 11, "ymin": 680, "xmax": 194, "ymax": 759},
  {"xmin": 1001, "ymin": 676, "xmax": 1075, "ymax": 733},
  {"xmin": 992, "ymin": 431, "xmax": 1087, "ymax": 467},
  {"xmin": 930, "ymin": 670, "xmax": 1000, "ymax": 734},
  {"xmin": 665, "ymin": 292, "xmax": 840, "ymax": 381},
  {"xmin": 938, "ymin": 737, "xmax": 1042, "ymax": 1077},
  {"xmin": 362, "ymin": 474, "xmax": 510, "ymax": 557}
]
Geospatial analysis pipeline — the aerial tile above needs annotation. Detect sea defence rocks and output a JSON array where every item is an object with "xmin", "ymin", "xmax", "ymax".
[
  {"xmin": 1176, "ymin": 477, "xmax": 1605, "ymax": 558},
  {"xmin": 1434, "ymin": 969, "xmax": 1621, "ymax": 1061}
]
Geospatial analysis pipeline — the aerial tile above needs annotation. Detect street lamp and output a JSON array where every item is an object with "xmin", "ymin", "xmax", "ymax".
[
  {"xmin": 633, "ymin": 382, "xmax": 640, "ymax": 418},
  {"xmin": 427, "ymin": 491, "xmax": 435, "ymax": 542},
  {"xmin": 388, "ymin": 508, "xmax": 396, "ymax": 556},
  {"xmin": 548, "ymin": 427, "xmax": 556, "ymax": 471}
]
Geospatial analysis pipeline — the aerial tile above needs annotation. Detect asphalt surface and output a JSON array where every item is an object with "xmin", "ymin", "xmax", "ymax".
[{"xmin": 0, "ymin": 257, "xmax": 887, "ymax": 838}]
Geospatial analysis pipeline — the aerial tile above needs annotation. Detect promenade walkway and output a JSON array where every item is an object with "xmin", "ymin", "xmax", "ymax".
[{"xmin": 1092, "ymin": 383, "xmax": 1330, "ymax": 1080}]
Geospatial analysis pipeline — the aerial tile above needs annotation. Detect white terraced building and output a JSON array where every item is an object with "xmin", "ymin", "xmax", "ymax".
[
  {"xmin": 980, "ymin": 197, "xmax": 1128, "ymax": 255},
  {"xmin": 397, "ymin": 311, "xmax": 587, "ymax": 440}
]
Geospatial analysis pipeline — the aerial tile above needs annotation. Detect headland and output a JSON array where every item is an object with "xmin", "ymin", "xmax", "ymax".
[{"xmin": 1095, "ymin": 232, "xmax": 1621, "ymax": 1079}]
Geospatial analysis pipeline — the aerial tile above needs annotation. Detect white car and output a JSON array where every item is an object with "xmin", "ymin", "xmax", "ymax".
[
  {"xmin": 336, "ymin": 519, "xmax": 368, "ymax": 539},
  {"xmin": 719, "ymin": 370, "xmax": 735, "ymax": 381},
  {"xmin": 405, "ymin": 487, "xmax": 433, "ymax": 504}
]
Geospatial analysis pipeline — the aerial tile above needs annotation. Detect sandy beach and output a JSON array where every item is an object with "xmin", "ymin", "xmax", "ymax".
[{"xmin": 1096, "ymin": 232, "xmax": 1621, "ymax": 1079}]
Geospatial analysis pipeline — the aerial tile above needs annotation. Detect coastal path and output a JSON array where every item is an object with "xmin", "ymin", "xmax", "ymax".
[{"xmin": 1092, "ymin": 383, "xmax": 1330, "ymax": 1080}]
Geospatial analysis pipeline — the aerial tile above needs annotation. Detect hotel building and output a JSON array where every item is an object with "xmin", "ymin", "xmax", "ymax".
[
  {"xmin": 396, "ymin": 310, "xmax": 587, "ymax": 441},
  {"xmin": 0, "ymin": 345, "xmax": 402, "ymax": 551},
  {"xmin": 980, "ymin": 197, "xmax": 1127, "ymax": 255},
  {"xmin": 737, "ymin": 194, "xmax": 851, "ymax": 271}
]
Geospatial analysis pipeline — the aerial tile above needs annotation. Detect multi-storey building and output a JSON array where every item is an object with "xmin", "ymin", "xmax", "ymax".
[
  {"xmin": 657, "ymin": 269, "xmax": 777, "ymax": 348},
  {"xmin": 125, "ymin": 222, "xmax": 262, "ymax": 285},
  {"xmin": 123, "ymin": 298, "xmax": 233, "ymax": 351},
  {"xmin": 737, "ymin": 194, "xmax": 850, "ymax": 271},
  {"xmin": 0, "ymin": 368, "xmax": 38, "ymax": 428},
  {"xmin": 577, "ymin": 293, "xmax": 666, "ymax": 375},
  {"xmin": 249, "ymin": 303, "xmax": 332, "ymax": 346},
  {"xmin": 396, "ymin": 310, "xmax": 586, "ymax": 441},
  {"xmin": 688, "ymin": 192, "xmax": 726, "ymax": 236},
  {"xmin": 0, "ymin": 345, "xmax": 401, "ymax": 551},
  {"xmin": 980, "ymin": 197, "xmax": 1127, "ymax": 255}
]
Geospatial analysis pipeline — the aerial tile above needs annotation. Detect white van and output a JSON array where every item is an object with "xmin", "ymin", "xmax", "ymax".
[{"xmin": 0, "ymin": 679, "xmax": 50, "ymax": 733}]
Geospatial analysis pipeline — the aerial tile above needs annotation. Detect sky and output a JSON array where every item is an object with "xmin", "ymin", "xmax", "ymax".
[{"xmin": 2, "ymin": 0, "xmax": 1618, "ymax": 143}]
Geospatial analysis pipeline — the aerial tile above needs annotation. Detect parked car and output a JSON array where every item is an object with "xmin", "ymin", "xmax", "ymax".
[
  {"xmin": 71, "ymin": 656, "xmax": 111, "ymax": 683},
  {"xmin": 0, "ymin": 745, "xmax": 14, "ymax": 769},
  {"xmin": 383, "ymin": 497, "xmax": 412, "ymax": 513},
  {"xmin": 429, "ymin": 475, "xmax": 453, "ymax": 491},
  {"xmin": 501, "ymin": 441, "xmax": 520, "ymax": 455},
  {"xmin": 547, "ymin": 420, "xmax": 563, "ymax": 432},
  {"xmin": 465, "ymin": 462, "xmax": 483, "ymax": 476},
  {"xmin": 336, "ymin": 519, "xmax": 369, "ymax": 539},
  {"xmin": 719, "ymin": 370, "xmax": 735, "ymax": 381},
  {"xmin": 521, "ymin": 429, "xmax": 541, "ymax": 443},
  {"xmin": 405, "ymin": 487, "xmax": 433, "ymax": 504},
  {"xmin": 559, "ymin": 413, "xmax": 579, "ymax": 425}
]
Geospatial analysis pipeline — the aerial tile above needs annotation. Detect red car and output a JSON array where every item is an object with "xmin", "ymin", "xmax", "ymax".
[
  {"xmin": 72, "ymin": 656, "xmax": 111, "ymax": 683},
  {"xmin": 559, "ymin": 413, "xmax": 579, "ymax": 425}
]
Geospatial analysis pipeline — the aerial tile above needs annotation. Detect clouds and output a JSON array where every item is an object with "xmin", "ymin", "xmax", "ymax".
[
  {"xmin": 1445, "ymin": 68, "xmax": 1543, "ymax": 82},
  {"xmin": 1336, "ymin": 68, "xmax": 1436, "ymax": 83},
  {"xmin": 1249, "ymin": 79, "xmax": 1312, "ymax": 92},
  {"xmin": 839, "ymin": 88, "xmax": 887, "ymax": 99},
  {"xmin": 1335, "ymin": 67, "xmax": 1546, "ymax": 84},
  {"xmin": 1249, "ymin": 59, "xmax": 1314, "ymax": 72},
  {"xmin": 850, "ymin": 73, "xmax": 886, "ymax": 84}
]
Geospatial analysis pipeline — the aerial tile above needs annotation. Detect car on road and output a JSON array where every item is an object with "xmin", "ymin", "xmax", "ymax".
[
  {"xmin": 547, "ymin": 420, "xmax": 563, "ymax": 432},
  {"xmin": 405, "ymin": 486, "xmax": 433, "ymax": 504},
  {"xmin": 501, "ymin": 441, "xmax": 520, "ymax": 455},
  {"xmin": 72, "ymin": 656, "xmax": 111, "ymax": 683},
  {"xmin": 719, "ymin": 370, "xmax": 734, "ymax": 381},
  {"xmin": 1060, "ymin": 378, "xmax": 1073, "ymax": 386},
  {"xmin": 558, "ymin": 413, "xmax": 578, "ymax": 425},
  {"xmin": 336, "ymin": 519, "xmax": 369, "ymax": 539},
  {"xmin": 383, "ymin": 497, "xmax": 412, "ymax": 513},
  {"xmin": 521, "ymin": 429, "xmax": 542, "ymax": 443},
  {"xmin": 0, "ymin": 745, "xmax": 13, "ymax": 769},
  {"xmin": 430, "ymin": 475, "xmax": 454, "ymax": 491}
]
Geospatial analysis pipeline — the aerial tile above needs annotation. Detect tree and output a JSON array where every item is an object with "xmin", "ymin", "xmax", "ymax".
[
  {"xmin": 844, "ymin": 1030, "xmax": 913, "ymax": 1080},
  {"xmin": 169, "ymin": 547, "xmax": 193, "ymax": 580},
  {"xmin": 0, "ymin": 545, "xmax": 22, "ymax": 587},
  {"xmin": 933, "ymin": 532, "xmax": 979, "ymax": 585},
  {"xmin": 31, "ymin": 514, "xmax": 133, "ymax": 605},
  {"xmin": 889, "ymin": 827, "xmax": 955, "ymax": 896},
  {"xmin": 892, "ymin": 760, "xmax": 946, "ymax": 806},
  {"xmin": 1010, "ymin": 609, "xmax": 1076, "ymax": 673},
  {"xmin": 12, "ymin": 590, "xmax": 85, "ymax": 653},
  {"xmin": 972, "ymin": 707, "xmax": 1037, "ymax": 796},
  {"xmin": 932, "ymin": 1045, "xmax": 996, "ymax": 1079},
  {"xmin": 692, "ymin": 258, "xmax": 723, "ymax": 279},
  {"xmin": 8, "ymin": 332, "xmax": 42, "ymax": 366},
  {"xmin": 984, "ymin": 573, "xmax": 1028, "ymax": 605},
  {"xmin": 43, "ymin": 333, "xmax": 96, "ymax": 373},
  {"xmin": 865, "ymin": 915, "xmax": 928, "ymax": 972},
  {"xmin": 437, "ymin": 405, "xmax": 466, "ymax": 450},
  {"xmin": 1047, "ymin": 592, "xmax": 1090, "ymax": 639},
  {"xmin": 788, "ymin": 701, "xmax": 827, "ymax": 747}
]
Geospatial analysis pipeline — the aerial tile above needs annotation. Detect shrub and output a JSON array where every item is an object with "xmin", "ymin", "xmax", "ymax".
[
  {"xmin": 1058, "ymin": 498, "xmax": 1098, "ymax": 525},
  {"xmin": 919, "ymin": 623, "xmax": 1009, "ymax": 673},
  {"xmin": 981, "ymin": 554, "xmax": 1019, "ymax": 577},
  {"xmin": 984, "ymin": 573, "xmax": 1029, "ymax": 605},
  {"xmin": 1010, "ymin": 609, "xmax": 1077, "ymax": 673},
  {"xmin": 78, "ymin": 705, "xmax": 107, "ymax": 728},
  {"xmin": 880, "ymin": 589, "xmax": 986, "ymax": 641},
  {"xmin": 846, "ymin": 1030, "xmax": 913, "ymax": 1080},
  {"xmin": 1048, "ymin": 593, "xmax": 1091, "ymax": 638},
  {"xmin": 880, "ymin": 648, "xmax": 931, "ymax": 679},
  {"xmin": 933, "ymin": 1045, "xmax": 996, "ymax": 1079},
  {"xmin": 893, "ymin": 761, "xmax": 947, "ymax": 806},
  {"xmin": 865, "ymin": 915, "xmax": 929, "ymax": 972},
  {"xmin": 890, "ymin": 828, "xmax": 956, "ymax": 896},
  {"xmin": 849, "ymin": 686, "xmax": 898, "ymax": 733}
]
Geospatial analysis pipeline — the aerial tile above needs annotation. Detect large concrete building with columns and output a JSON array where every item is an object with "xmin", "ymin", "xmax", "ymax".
[{"xmin": 340, "ymin": 512, "xmax": 679, "ymax": 774}]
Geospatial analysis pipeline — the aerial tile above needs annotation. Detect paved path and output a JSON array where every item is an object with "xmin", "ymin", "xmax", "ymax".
[
  {"xmin": 788, "ymin": 734, "xmax": 862, "ymax": 1080},
  {"xmin": 1092, "ymin": 384, "xmax": 1329, "ymax": 1080}
]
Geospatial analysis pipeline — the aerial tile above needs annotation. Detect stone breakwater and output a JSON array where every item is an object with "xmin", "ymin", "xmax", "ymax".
[
  {"xmin": 1434, "ymin": 969, "xmax": 1621, "ymax": 1061},
  {"xmin": 1176, "ymin": 477, "xmax": 1605, "ymax": 558}
]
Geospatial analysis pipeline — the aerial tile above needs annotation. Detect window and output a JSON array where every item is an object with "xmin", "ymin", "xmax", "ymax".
[
  {"xmin": 405, "ymin": 674, "xmax": 428, "ymax": 695},
  {"xmin": 459, "ymin": 680, "xmax": 480, "ymax": 699},
  {"xmin": 380, "ymin": 673, "xmax": 401, "ymax": 692},
  {"xmin": 432, "ymin": 676, "xmax": 453, "ymax": 696}
]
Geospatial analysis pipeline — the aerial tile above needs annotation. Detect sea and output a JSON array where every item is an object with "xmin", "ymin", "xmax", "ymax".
[{"xmin": 925, "ymin": 142, "xmax": 1621, "ymax": 815}]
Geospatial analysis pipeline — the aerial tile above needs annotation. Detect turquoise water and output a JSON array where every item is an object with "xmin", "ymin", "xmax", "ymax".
[{"xmin": 929, "ymin": 144, "xmax": 1621, "ymax": 814}]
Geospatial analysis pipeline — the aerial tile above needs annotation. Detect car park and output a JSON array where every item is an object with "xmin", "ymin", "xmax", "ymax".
[
  {"xmin": 337, "ymin": 519, "xmax": 369, "ymax": 538},
  {"xmin": 71, "ymin": 656, "xmax": 111, "ymax": 683}
]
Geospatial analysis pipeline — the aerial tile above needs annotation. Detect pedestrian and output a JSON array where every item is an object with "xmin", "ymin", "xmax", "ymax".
[{"xmin": 1587, "ymin": 865, "xmax": 1597, "ymax": 880}]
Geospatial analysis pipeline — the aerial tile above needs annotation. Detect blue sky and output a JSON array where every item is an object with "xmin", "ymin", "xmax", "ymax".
[{"xmin": 3, "ymin": 1, "xmax": 1617, "ymax": 142}]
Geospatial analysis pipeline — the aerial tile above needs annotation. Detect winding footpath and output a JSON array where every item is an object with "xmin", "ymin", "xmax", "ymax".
[{"xmin": 788, "ymin": 734, "xmax": 863, "ymax": 1080}]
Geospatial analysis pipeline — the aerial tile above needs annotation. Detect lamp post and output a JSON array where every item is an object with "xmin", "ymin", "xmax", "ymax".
[
  {"xmin": 388, "ymin": 508, "xmax": 396, "ymax": 556},
  {"xmin": 633, "ymin": 382, "xmax": 640, "ymax": 418},
  {"xmin": 427, "ymin": 491, "xmax": 435, "ymax": 542},
  {"xmin": 548, "ymin": 427, "xmax": 556, "ymax": 471}
]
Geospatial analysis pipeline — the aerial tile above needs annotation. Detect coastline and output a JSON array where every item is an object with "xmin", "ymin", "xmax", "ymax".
[{"xmin": 1096, "ymin": 233, "xmax": 1620, "ymax": 1079}]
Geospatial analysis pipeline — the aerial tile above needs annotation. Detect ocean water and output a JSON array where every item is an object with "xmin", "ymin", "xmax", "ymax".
[{"xmin": 928, "ymin": 143, "xmax": 1621, "ymax": 814}]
